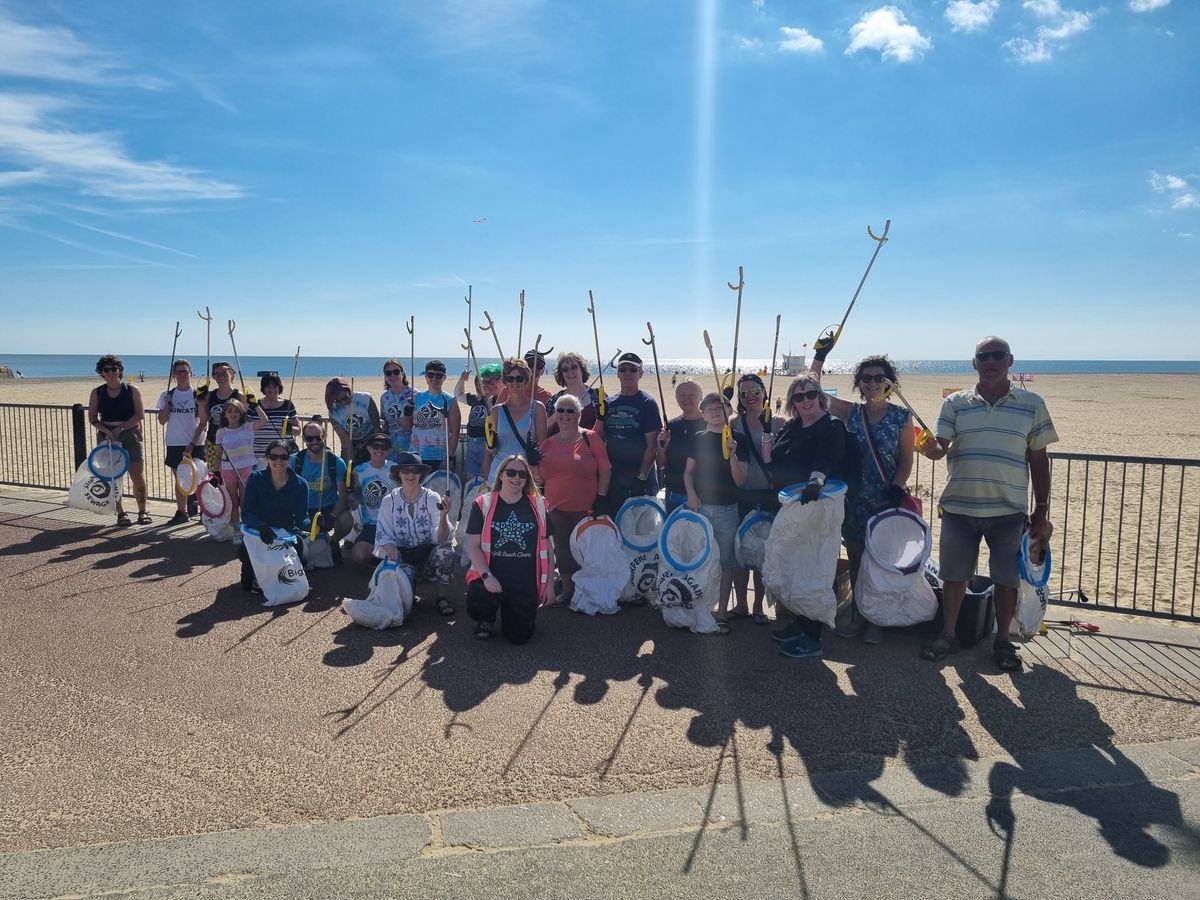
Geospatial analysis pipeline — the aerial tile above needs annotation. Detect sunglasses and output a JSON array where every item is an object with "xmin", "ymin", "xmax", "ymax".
[
  {"xmin": 368, "ymin": 443, "xmax": 390, "ymax": 451},
  {"xmin": 505, "ymin": 375, "xmax": 528, "ymax": 383},
  {"xmin": 266, "ymin": 453, "xmax": 290, "ymax": 461},
  {"xmin": 738, "ymin": 389, "xmax": 763, "ymax": 398},
  {"xmin": 975, "ymin": 350, "xmax": 1009, "ymax": 362},
  {"xmin": 554, "ymin": 407, "xmax": 578, "ymax": 415},
  {"xmin": 398, "ymin": 466, "xmax": 425, "ymax": 475},
  {"xmin": 424, "ymin": 371, "xmax": 445, "ymax": 378},
  {"xmin": 502, "ymin": 468, "xmax": 530, "ymax": 480},
  {"xmin": 617, "ymin": 367, "xmax": 640, "ymax": 374},
  {"xmin": 384, "ymin": 368, "xmax": 403, "ymax": 376},
  {"xmin": 303, "ymin": 434, "xmax": 323, "ymax": 442},
  {"xmin": 101, "ymin": 366, "xmax": 120, "ymax": 373},
  {"xmin": 791, "ymin": 389, "xmax": 821, "ymax": 402},
  {"xmin": 858, "ymin": 374, "xmax": 888, "ymax": 384},
  {"xmin": 559, "ymin": 363, "xmax": 580, "ymax": 372}
]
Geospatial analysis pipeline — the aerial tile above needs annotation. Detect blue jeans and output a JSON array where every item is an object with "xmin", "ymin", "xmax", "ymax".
[{"xmin": 608, "ymin": 468, "xmax": 660, "ymax": 513}]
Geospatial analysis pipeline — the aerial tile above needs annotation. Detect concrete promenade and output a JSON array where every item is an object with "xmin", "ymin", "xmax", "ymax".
[{"xmin": 1, "ymin": 487, "xmax": 1197, "ymax": 898}]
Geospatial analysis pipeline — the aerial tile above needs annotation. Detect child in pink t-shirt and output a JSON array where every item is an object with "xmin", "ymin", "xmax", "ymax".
[{"xmin": 215, "ymin": 397, "xmax": 269, "ymax": 531}]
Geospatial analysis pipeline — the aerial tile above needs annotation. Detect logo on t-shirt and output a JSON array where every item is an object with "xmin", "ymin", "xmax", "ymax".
[
  {"xmin": 492, "ymin": 509, "xmax": 536, "ymax": 551},
  {"xmin": 362, "ymin": 477, "xmax": 389, "ymax": 510}
]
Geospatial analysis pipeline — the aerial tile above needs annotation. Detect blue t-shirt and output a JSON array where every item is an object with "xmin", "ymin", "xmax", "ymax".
[
  {"xmin": 604, "ymin": 390, "xmax": 662, "ymax": 474},
  {"xmin": 291, "ymin": 450, "xmax": 347, "ymax": 510}
]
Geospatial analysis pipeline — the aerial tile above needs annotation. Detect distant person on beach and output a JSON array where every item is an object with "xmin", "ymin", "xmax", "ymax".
[
  {"xmin": 547, "ymin": 351, "xmax": 604, "ymax": 438},
  {"xmin": 657, "ymin": 379, "xmax": 705, "ymax": 515},
  {"xmin": 484, "ymin": 357, "xmax": 547, "ymax": 486},
  {"xmin": 810, "ymin": 353, "xmax": 915, "ymax": 646},
  {"xmin": 157, "ymin": 358, "xmax": 201, "ymax": 525},
  {"xmin": 604, "ymin": 352, "xmax": 662, "ymax": 510},
  {"xmin": 453, "ymin": 363, "xmax": 501, "ymax": 479},
  {"xmin": 404, "ymin": 360, "xmax": 460, "ymax": 473},
  {"xmin": 325, "ymin": 377, "xmax": 380, "ymax": 466},
  {"xmin": 379, "ymin": 359, "xmax": 415, "ymax": 453},
  {"xmin": 252, "ymin": 373, "xmax": 299, "ymax": 466},
  {"xmin": 88, "ymin": 354, "xmax": 149, "ymax": 527},
  {"xmin": 919, "ymin": 336, "xmax": 1058, "ymax": 672},
  {"xmin": 237, "ymin": 439, "xmax": 309, "ymax": 594},
  {"xmin": 215, "ymin": 397, "xmax": 270, "ymax": 537},
  {"xmin": 195, "ymin": 361, "xmax": 244, "ymax": 475},
  {"xmin": 292, "ymin": 420, "xmax": 348, "ymax": 562}
]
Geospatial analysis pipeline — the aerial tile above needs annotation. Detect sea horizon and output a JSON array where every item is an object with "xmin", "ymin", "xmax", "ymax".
[{"xmin": 1, "ymin": 353, "xmax": 1199, "ymax": 380}]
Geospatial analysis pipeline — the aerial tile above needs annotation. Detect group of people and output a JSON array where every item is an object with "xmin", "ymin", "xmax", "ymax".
[{"xmin": 88, "ymin": 330, "xmax": 1056, "ymax": 670}]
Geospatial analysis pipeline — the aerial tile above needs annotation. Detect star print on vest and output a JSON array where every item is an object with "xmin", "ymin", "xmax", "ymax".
[{"xmin": 492, "ymin": 509, "xmax": 536, "ymax": 550}]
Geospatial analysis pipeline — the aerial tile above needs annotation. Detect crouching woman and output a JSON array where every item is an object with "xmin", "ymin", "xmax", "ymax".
[
  {"xmin": 464, "ymin": 454, "xmax": 556, "ymax": 643},
  {"xmin": 238, "ymin": 439, "xmax": 309, "ymax": 593}
]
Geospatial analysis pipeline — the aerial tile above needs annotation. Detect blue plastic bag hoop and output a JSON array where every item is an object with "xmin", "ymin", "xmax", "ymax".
[
  {"xmin": 658, "ymin": 509, "xmax": 712, "ymax": 572},
  {"xmin": 87, "ymin": 442, "xmax": 130, "ymax": 481},
  {"xmin": 864, "ymin": 508, "xmax": 931, "ymax": 575},
  {"xmin": 1018, "ymin": 531, "xmax": 1053, "ymax": 588},
  {"xmin": 615, "ymin": 496, "xmax": 666, "ymax": 551},
  {"xmin": 737, "ymin": 509, "xmax": 774, "ymax": 545},
  {"xmin": 423, "ymin": 470, "xmax": 461, "ymax": 491},
  {"xmin": 777, "ymin": 478, "xmax": 847, "ymax": 505},
  {"xmin": 463, "ymin": 475, "xmax": 485, "ymax": 496}
]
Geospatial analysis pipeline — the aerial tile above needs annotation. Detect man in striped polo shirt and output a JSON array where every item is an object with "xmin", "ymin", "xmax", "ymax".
[{"xmin": 919, "ymin": 336, "xmax": 1058, "ymax": 671}]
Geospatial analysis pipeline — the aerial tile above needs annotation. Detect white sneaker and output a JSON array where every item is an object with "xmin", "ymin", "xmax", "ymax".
[{"xmin": 232, "ymin": 532, "xmax": 243, "ymax": 545}]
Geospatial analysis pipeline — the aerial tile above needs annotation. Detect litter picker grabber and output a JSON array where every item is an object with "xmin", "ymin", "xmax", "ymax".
[
  {"xmin": 406, "ymin": 316, "xmax": 415, "ymax": 386},
  {"xmin": 516, "ymin": 290, "xmax": 525, "ymax": 363},
  {"xmin": 226, "ymin": 319, "xmax": 249, "ymax": 395},
  {"xmin": 280, "ymin": 346, "xmax": 301, "ymax": 439},
  {"xmin": 642, "ymin": 322, "xmax": 668, "ymax": 415},
  {"xmin": 727, "ymin": 266, "xmax": 745, "ymax": 389},
  {"xmin": 765, "ymin": 314, "xmax": 781, "ymax": 425},
  {"xmin": 196, "ymin": 307, "xmax": 213, "ymax": 389},
  {"xmin": 587, "ymin": 348, "xmax": 622, "ymax": 389},
  {"xmin": 165, "ymin": 321, "xmax": 182, "ymax": 393},
  {"xmin": 461, "ymin": 327, "xmax": 484, "ymax": 398},
  {"xmin": 703, "ymin": 330, "xmax": 733, "ymax": 459},
  {"xmin": 881, "ymin": 377, "xmax": 934, "ymax": 451},
  {"xmin": 309, "ymin": 419, "xmax": 329, "ymax": 541},
  {"xmin": 345, "ymin": 377, "xmax": 356, "ymax": 487},
  {"xmin": 587, "ymin": 290, "xmax": 607, "ymax": 417},
  {"xmin": 819, "ymin": 219, "xmax": 891, "ymax": 352},
  {"xmin": 479, "ymin": 311, "xmax": 505, "ymax": 361}
]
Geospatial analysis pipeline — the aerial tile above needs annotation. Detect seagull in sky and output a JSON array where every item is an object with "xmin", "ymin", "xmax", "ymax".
[{"xmin": 473, "ymin": 217, "xmax": 487, "ymax": 224}]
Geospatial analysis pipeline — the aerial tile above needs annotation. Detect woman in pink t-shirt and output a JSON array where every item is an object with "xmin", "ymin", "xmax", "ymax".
[
  {"xmin": 215, "ymin": 397, "xmax": 270, "ymax": 534},
  {"xmin": 538, "ymin": 393, "xmax": 611, "ymax": 605}
]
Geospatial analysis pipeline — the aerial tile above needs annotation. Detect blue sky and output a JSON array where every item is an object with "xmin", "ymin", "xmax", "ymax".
[{"xmin": 0, "ymin": 0, "xmax": 1196, "ymax": 362}]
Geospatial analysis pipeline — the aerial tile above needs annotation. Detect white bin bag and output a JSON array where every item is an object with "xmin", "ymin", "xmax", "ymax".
[
  {"xmin": 342, "ymin": 560, "xmax": 414, "ymax": 629},
  {"xmin": 569, "ymin": 517, "xmax": 627, "ymax": 615},
  {"xmin": 301, "ymin": 531, "xmax": 335, "ymax": 570},
  {"xmin": 198, "ymin": 479, "xmax": 237, "ymax": 543},
  {"xmin": 763, "ymin": 480, "xmax": 847, "ymax": 628},
  {"xmin": 655, "ymin": 509, "xmax": 722, "ymax": 634},
  {"xmin": 456, "ymin": 476, "xmax": 487, "ymax": 567},
  {"xmin": 174, "ymin": 456, "xmax": 208, "ymax": 496},
  {"xmin": 423, "ymin": 469, "xmax": 462, "ymax": 519},
  {"xmin": 856, "ymin": 508, "xmax": 937, "ymax": 627},
  {"xmin": 239, "ymin": 525, "xmax": 310, "ymax": 607},
  {"xmin": 1013, "ymin": 530, "xmax": 1053, "ymax": 638},
  {"xmin": 66, "ymin": 461, "xmax": 122, "ymax": 517},
  {"xmin": 735, "ymin": 509, "xmax": 774, "ymax": 572},
  {"xmin": 616, "ymin": 497, "xmax": 667, "ymax": 605},
  {"xmin": 87, "ymin": 442, "xmax": 131, "ymax": 481}
]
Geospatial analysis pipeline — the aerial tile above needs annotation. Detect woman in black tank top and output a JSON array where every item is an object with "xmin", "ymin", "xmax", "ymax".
[{"xmin": 87, "ymin": 354, "xmax": 149, "ymax": 526}]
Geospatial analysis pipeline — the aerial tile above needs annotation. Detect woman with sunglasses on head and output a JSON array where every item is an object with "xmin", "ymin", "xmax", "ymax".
[
  {"xmin": 380, "ymin": 359, "xmax": 415, "ymax": 454},
  {"xmin": 375, "ymin": 451, "xmax": 457, "ymax": 616},
  {"xmin": 538, "ymin": 393, "xmax": 612, "ymax": 605},
  {"xmin": 465, "ymin": 454, "xmax": 556, "ymax": 643},
  {"xmin": 453, "ymin": 363, "xmax": 502, "ymax": 479},
  {"xmin": 764, "ymin": 375, "xmax": 860, "ymax": 658},
  {"xmin": 237, "ymin": 439, "xmax": 309, "ymax": 594},
  {"xmin": 727, "ymin": 373, "xmax": 781, "ymax": 624},
  {"xmin": 811, "ymin": 354, "xmax": 914, "ymax": 644},
  {"xmin": 87, "ymin": 354, "xmax": 149, "ymax": 526},
  {"xmin": 325, "ymin": 377, "xmax": 381, "ymax": 466},
  {"xmin": 484, "ymin": 357, "xmax": 548, "ymax": 486},
  {"xmin": 251, "ymin": 372, "xmax": 299, "ymax": 467},
  {"xmin": 547, "ymin": 351, "xmax": 604, "ymax": 439}
]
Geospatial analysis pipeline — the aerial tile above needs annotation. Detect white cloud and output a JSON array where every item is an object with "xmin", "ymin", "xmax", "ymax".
[
  {"xmin": 846, "ymin": 6, "xmax": 932, "ymax": 63},
  {"xmin": 1129, "ymin": 0, "xmax": 1170, "ymax": 12},
  {"xmin": 731, "ymin": 34, "xmax": 766, "ymax": 53},
  {"xmin": 1004, "ymin": 1, "xmax": 1094, "ymax": 62},
  {"xmin": 777, "ymin": 26, "xmax": 823, "ymax": 54},
  {"xmin": 945, "ymin": 1, "xmax": 1000, "ymax": 33},
  {"xmin": 752, "ymin": 0, "xmax": 766, "ymax": 10},
  {"xmin": 0, "ymin": 94, "xmax": 242, "ymax": 201},
  {"xmin": 1174, "ymin": 194, "xmax": 1200, "ymax": 209},
  {"xmin": 1148, "ymin": 171, "xmax": 1198, "ymax": 211},
  {"xmin": 1149, "ymin": 172, "xmax": 1188, "ymax": 192},
  {"xmin": 0, "ymin": 8, "xmax": 163, "ymax": 88}
]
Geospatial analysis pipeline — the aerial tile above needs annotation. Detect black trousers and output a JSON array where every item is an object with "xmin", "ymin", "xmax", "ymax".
[{"xmin": 466, "ymin": 578, "xmax": 538, "ymax": 644}]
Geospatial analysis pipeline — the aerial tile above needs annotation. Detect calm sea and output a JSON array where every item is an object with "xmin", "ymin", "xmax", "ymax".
[{"xmin": 1, "ymin": 353, "xmax": 1198, "ymax": 379}]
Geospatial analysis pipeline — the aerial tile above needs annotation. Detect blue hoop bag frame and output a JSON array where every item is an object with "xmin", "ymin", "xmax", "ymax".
[
  {"xmin": 423, "ymin": 469, "xmax": 462, "ymax": 494},
  {"xmin": 1018, "ymin": 530, "xmax": 1053, "ymax": 588},
  {"xmin": 777, "ymin": 478, "xmax": 847, "ymax": 506},
  {"xmin": 86, "ymin": 441, "xmax": 131, "ymax": 481},
  {"xmin": 658, "ymin": 507, "xmax": 713, "ymax": 573},
  {"xmin": 864, "ymin": 507, "xmax": 931, "ymax": 576},
  {"xmin": 736, "ymin": 508, "xmax": 774, "ymax": 570},
  {"xmin": 615, "ymin": 496, "xmax": 667, "ymax": 552}
]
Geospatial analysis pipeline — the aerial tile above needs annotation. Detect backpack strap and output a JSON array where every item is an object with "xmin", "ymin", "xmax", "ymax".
[{"xmin": 738, "ymin": 413, "xmax": 772, "ymax": 485}]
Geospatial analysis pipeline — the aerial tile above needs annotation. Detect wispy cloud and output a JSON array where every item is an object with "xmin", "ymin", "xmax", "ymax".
[
  {"xmin": 1129, "ymin": 0, "xmax": 1170, "ymax": 12},
  {"xmin": 731, "ymin": 34, "xmax": 766, "ymax": 54},
  {"xmin": 65, "ymin": 220, "xmax": 196, "ymax": 258},
  {"xmin": 945, "ymin": 1, "xmax": 1000, "ymax": 34},
  {"xmin": 1149, "ymin": 171, "xmax": 1199, "ymax": 209},
  {"xmin": 777, "ymin": 26, "xmax": 823, "ymax": 54},
  {"xmin": 846, "ymin": 7, "xmax": 932, "ymax": 63},
  {"xmin": 0, "ymin": 8, "xmax": 164, "ymax": 88},
  {"xmin": 1005, "ymin": 0, "xmax": 1094, "ymax": 63}
]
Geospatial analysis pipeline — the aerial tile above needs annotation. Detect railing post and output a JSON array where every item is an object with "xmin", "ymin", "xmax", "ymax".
[{"xmin": 71, "ymin": 404, "xmax": 87, "ymax": 469}]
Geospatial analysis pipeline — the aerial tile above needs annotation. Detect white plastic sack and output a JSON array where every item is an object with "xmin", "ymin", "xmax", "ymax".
[
  {"xmin": 457, "ymin": 477, "xmax": 487, "ymax": 567},
  {"xmin": 855, "ymin": 508, "xmax": 937, "ymax": 627},
  {"xmin": 616, "ymin": 497, "xmax": 666, "ymax": 604},
  {"xmin": 241, "ymin": 526, "xmax": 310, "ymax": 606},
  {"xmin": 198, "ymin": 480, "xmax": 237, "ymax": 542},
  {"xmin": 569, "ymin": 517, "xmax": 627, "ymax": 615},
  {"xmin": 655, "ymin": 509, "xmax": 722, "ymax": 634},
  {"xmin": 175, "ymin": 456, "xmax": 208, "ymax": 495},
  {"xmin": 1013, "ymin": 530, "xmax": 1053, "ymax": 638},
  {"xmin": 342, "ymin": 560, "xmax": 414, "ymax": 629},
  {"xmin": 66, "ymin": 461, "xmax": 122, "ymax": 517},
  {"xmin": 423, "ymin": 469, "xmax": 462, "ymax": 520},
  {"xmin": 302, "ymin": 532, "xmax": 335, "ymax": 570},
  {"xmin": 762, "ymin": 482, "xmax": 846, "ymax": 628},
  {"xmin": 735, "ymin": 509, "xmax": 774, "ymax": 571}
]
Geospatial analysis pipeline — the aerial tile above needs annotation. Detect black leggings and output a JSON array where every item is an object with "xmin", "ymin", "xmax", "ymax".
[{"xmin": 466, "ymin": 578, "xmax": 539, "ymax": 644}]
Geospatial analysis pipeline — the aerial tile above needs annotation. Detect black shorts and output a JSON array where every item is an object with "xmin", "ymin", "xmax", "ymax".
[
  {"xmin": 165, "ymin": 445, "xmax": 205, "ymax": 469},
  {"xmin": 357, "ymin": 524, "xmax": 377, "ymax": 546}
]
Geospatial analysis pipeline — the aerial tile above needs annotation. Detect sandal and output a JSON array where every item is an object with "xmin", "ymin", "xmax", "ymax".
[
  {"xmin": 753, "ymin": 612, "xmax": 770, "ymax": 625},
  {"xmin": 993, "ymin": 640, "xmax": 1024, "ymax": 672},
  {"xmin": 436, "ymin": 596, "xmax": 455, "ymax": 616},
  {"xmin": 136, "ymin": 513, "xmax": 152, "ymax": 525},
  {"xmin": 474, "ymin": 621, "xmax": 493, "ymax": 640},
  {"xmin": 714, "ymin": 621, "xmax": 732, "ymax": 635},
  {"xmin": 728, "ymin": 609, "xmax": 751, "ymax": 620},
  {"xmin": 920, "ymin": 633, "xmax": 959, "ymax": 661},
  {"xmin": 116, "ymin": 512, "xmax": 133, "ymax": 528}
]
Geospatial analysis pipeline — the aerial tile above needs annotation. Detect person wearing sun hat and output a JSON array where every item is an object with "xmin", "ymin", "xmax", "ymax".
[
  {"xmin": 375, "ymin": 450, "xmax": 457, "ymax": 615},
  {"xmin": 603, "ymin": 351, "xmax": 662, "ymax": 510}
]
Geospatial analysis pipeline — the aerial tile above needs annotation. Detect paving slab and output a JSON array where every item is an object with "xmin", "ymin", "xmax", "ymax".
[{"xmin": 439, "ymin": 803, "xmax": 583, "ymax": 848}]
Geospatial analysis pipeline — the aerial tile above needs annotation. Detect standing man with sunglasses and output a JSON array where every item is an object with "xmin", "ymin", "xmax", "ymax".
[
  {"xmin": 405, "ymin": 360, "xmax": 461, "ymax": 473},
  {"xmin": 919, "ymin": 337, "xmax": 1058, "ymax": 672},
  {"xmin": 603, "ymin": 352, "xmax": 663, "ymax": 510}
]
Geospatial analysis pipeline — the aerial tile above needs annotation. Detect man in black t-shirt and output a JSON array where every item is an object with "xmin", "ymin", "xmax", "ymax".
[{"xmin": 604, "ymin": 352, "xmax": 662, "ymax": 510}]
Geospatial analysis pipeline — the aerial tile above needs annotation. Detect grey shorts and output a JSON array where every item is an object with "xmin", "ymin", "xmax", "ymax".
[
  {"xmin": 101, "ymin": 427, "xmax": 144, "ymax": 463},
  {"xmin": 699, "ymin": 502, "xmax": 740, "ymax": 570},
  {"xmin": 939, "ymin": 511, "xmax": 1025, "ymax": 589}
]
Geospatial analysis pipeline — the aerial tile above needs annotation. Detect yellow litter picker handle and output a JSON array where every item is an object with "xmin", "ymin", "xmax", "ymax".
[
  {"xmin": 484, "ymin": 413, "xmax": 497, "ymax": 450},
  {"xmin": 722, "ymin": 425, "xmax": 732, "ymax": 460},
  {"xmin": 597, "ymin": 384, "xmax": 606, "ymax": 418}
]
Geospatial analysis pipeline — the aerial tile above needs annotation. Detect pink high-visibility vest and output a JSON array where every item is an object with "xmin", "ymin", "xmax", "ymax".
[{"xmin": 466, "ymin": 491, "xmax": 551, "ymax": 594}]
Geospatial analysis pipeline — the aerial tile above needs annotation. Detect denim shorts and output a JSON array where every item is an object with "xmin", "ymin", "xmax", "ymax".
[
  {"xmin": 699, "ymin": 502, "xmax": 740, "ymax": 570},
  {"xmin": 939, "ymin": 511, "xmax": 1025, "ymax": 589}
]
